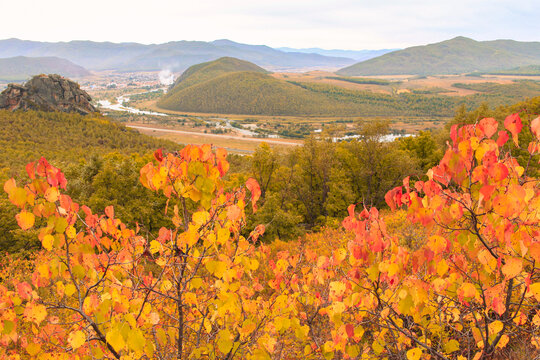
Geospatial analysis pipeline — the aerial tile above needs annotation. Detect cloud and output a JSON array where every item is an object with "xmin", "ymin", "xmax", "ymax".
[{"xmin": 0, "ymin": 0, "xmax": 538, "ymax": 49}]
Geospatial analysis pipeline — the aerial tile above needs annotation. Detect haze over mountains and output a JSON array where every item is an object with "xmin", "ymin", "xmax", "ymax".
[
  {"xmin": 0, "ymin": 56, "xmax": 89, "ymax": 81},
  {"xmin": 339, "ymin": 36, "xmax": 540, "ymax": 76},
  {"xmin": 0, "ymin": 38, "xmax": 356, "ymax": 73},
  {"xmin": 278, "ymin": 47, "xmax": 398, "ymax": 61},
  {"xmin": 1, "ymin": 36, "xmax": 539, "ymax": 82}
]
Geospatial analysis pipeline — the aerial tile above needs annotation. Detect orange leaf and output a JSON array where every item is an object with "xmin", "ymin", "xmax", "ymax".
[
  {"xmin": 531, "ymin": 116, "xmax": 540, "ymax": 140},
  {"xmin": 16, "ymin": 210, "xmax": 35, "ymax": 230},
  {"xmin": 458, "ymin": 282, "xmax": 478, "ymax": 299},
  {"xmin": 502, "ymin": 257, "xmax": 522, "ymax": 279},
  {"xmin": 246, "ymin": 178, "xmax": 261, "ymax": 212},
  {"xmin": 17, "ymin": 282, "xmax": 33, "ymax": 300},
  {"xmin": 105, "ymin": 206, "xmax": 114, "ymax": 219}
]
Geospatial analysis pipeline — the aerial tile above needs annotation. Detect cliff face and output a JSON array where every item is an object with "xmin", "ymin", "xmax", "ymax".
[{"xmin": 0, "ymin": 74, "xmax": 97, "ymax": 115}]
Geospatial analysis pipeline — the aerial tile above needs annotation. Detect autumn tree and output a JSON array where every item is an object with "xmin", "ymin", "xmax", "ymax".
[
  {"xmin": 293, "ymin": 114, "xmax": 540, "ymax": 359},
  {"xmin": 0, "ymin": 145, "xmax": 303, "ymax": 359}
]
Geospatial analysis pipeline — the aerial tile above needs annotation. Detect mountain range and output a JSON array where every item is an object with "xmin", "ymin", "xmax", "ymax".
[
  {"xmin": 338, "ymin": 36, "xmax": 540, "ymax": 76},
  {"xmin": 0, "ymin": 38, "xmax": 356, "ymax": 73},
  {"xmin": 0, "ymin": 56, "xmax": 89, "ymax": 81}
]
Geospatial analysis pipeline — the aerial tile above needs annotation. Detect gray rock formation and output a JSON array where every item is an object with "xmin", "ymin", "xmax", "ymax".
[{"xmin": 0, "ymin": 74, "xmax": 97, "ymax": 115}]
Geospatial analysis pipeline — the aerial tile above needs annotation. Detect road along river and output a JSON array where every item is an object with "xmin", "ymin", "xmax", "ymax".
[{"xmin": 126, "ymin": 125, "xmax": 301, "ymax": 146}]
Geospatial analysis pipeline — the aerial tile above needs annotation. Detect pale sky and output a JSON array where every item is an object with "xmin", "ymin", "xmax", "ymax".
[{"xmin": 2, "ymin": 0, "xmax": 539, "ymax": 49}]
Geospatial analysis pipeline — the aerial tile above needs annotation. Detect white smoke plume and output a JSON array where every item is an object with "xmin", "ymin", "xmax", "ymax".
[{"xmin": 159, "ymin": 69, "xmax": 174, "ymax": 86}]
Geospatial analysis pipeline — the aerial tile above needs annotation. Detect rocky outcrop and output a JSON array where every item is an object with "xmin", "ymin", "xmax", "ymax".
[{"xmin": 0, "ymin": 74, "xmax": 97, "ymax": 115}]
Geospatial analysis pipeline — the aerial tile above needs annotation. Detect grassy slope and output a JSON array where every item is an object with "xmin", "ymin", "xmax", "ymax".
[
  {"xmin": 157, "ymin": 68, "xmax": 540, "ymax": 117},
  {"xmin": 338, "ymin": 37, "xmax": 540, "ymax": 76},
  {"xmin": 160, "ymin": 71, "xmax": 339, "ymax": 115},
  {"xmin": 164, "ymin": 57, "xmax": 268, "ymax": 96},
  {"xmin": 0, "ymin": 56, "xmax": 90, "ymax": 81}
]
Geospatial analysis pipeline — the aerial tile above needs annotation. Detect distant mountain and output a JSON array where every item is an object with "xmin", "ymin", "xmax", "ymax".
[
  {"xmin": 0, "ymin": 38, "xmax": 356, "ymax": 73},
  {"xmin": 0, "ymin": 56, "xmax": 90, "ymax": 81},
  {"xmin": 277, "ymin": 47, "xmax": 397, "ymax": 61},
  {"xmin": 338, "ymin": 37, "xmax": 540, "ymax": 76}
]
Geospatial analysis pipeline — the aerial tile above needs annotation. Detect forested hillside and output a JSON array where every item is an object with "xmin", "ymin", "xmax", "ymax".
[
  {"xmin": 0, "ymin": 110, "xmax": 177, "ymax": 251},
  {"xmin": 2, "ymin": 96, "xmax": 540, "ymax": 359}
]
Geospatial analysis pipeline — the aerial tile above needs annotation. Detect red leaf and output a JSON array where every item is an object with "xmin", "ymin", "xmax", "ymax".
[
  {"xmin": 504, "ymin": 113, "xmax": 522, "ymax": 146},
  {"xmin": 345, "ymin": 324, "xmax": 355, "ymax": 338},
  {"xmin": 385, "ymin": 187, "xmax": 402, "ymax": 211},
  {"xmin": 450, "ymin": 125, "xmax": 458, "ymax": 146},
  {"xmin": 347, "ymin": 204, "xmax": 356, "ymax": 218},
  {"xmin": 154, "ymin": 149, "xmax": 163, "ymax": 162},
  {"xmin": 26, "ymin": 162, "xmax": 36, "ymax": 179},
  {"xmin": 496, "ymin": 131, "xmax": 509, "ymax": 147},
  {"xmin": 479, "ymin": 117, "xmax": 498, "ymax": 138}
]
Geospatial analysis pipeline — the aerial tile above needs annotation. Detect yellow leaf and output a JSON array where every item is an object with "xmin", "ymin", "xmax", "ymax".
[
  {"xmin": 42, "ymin": 234, "xmax": 54, "ymax": 251},
  {"xmin": 436, "ymin": 259, "xmax": 449, "ymax": 276},
  {"xmin": 65, "ymin": 226, "xmax": 76, "ymax": 239},
  {"xmin": 149, "ymin": 240, "xmax": 161, "ymax": 254},
  {"xmin": 127, "ymin": 328, "xmax": 145, "ymax": 353},
  {"xmin": 406, "ymin": 347, "xmax": 422, "ymax": 360},
  {"xmin": 205, "ymin": 260, "xmax": 227, "ymax": 278},
  {"xmin": 218, "ymin": 329, "xmax": 233, "ymax": 354},
  {"xmin": 444, "ymin": 339, "xmax": 459, "ymax": 353},
  {"xmin": 24, "ymin": 303, "xmax": 47, "ymax": 325},
  {"xmin": 16, "ymin": 210, "xmax": 35, "ymax": 230},
  {"xmin": 217, "ymin": 227, "xmax": 230, "ymax": 245},
  {"xmin": 105, "ymin": 328, "xmax": 126, "ymax": 351},
  {"xmin": 192, "ymin": 211, "xmax": 209, "ymax": 226},
  {"xmin": 106, "ymin": 328, "xmax": 125, "ymax": 352},
  {"xmin": 161, "ymin": 280, "xmax": 173, "ymax": 292},
  {"xmin": 488, "ymin": 320, "xmax": 503, "ymax": 334},
  {"xmin": 26, "ymin": 342, "xmax": 41, "ymax": 356},
  {"xmin": 178, "ymin": 225, "xmax": 199, "ymax": 249},
  {"xmin": 68, "ymin": 330, "xmax": 86, "ymax": 350},
  {"xmin": 65, "ymin": 283, "xmax": 77, "ymax": 297},
  {"xmin": 387, "ymin": 263, "xmax": 399, "ymax": 276}
]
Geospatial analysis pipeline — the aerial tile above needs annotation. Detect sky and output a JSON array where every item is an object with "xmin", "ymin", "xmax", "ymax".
[{"xmin": 2, "ymin": 0, "xmax": 539, "ymax": 50}]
